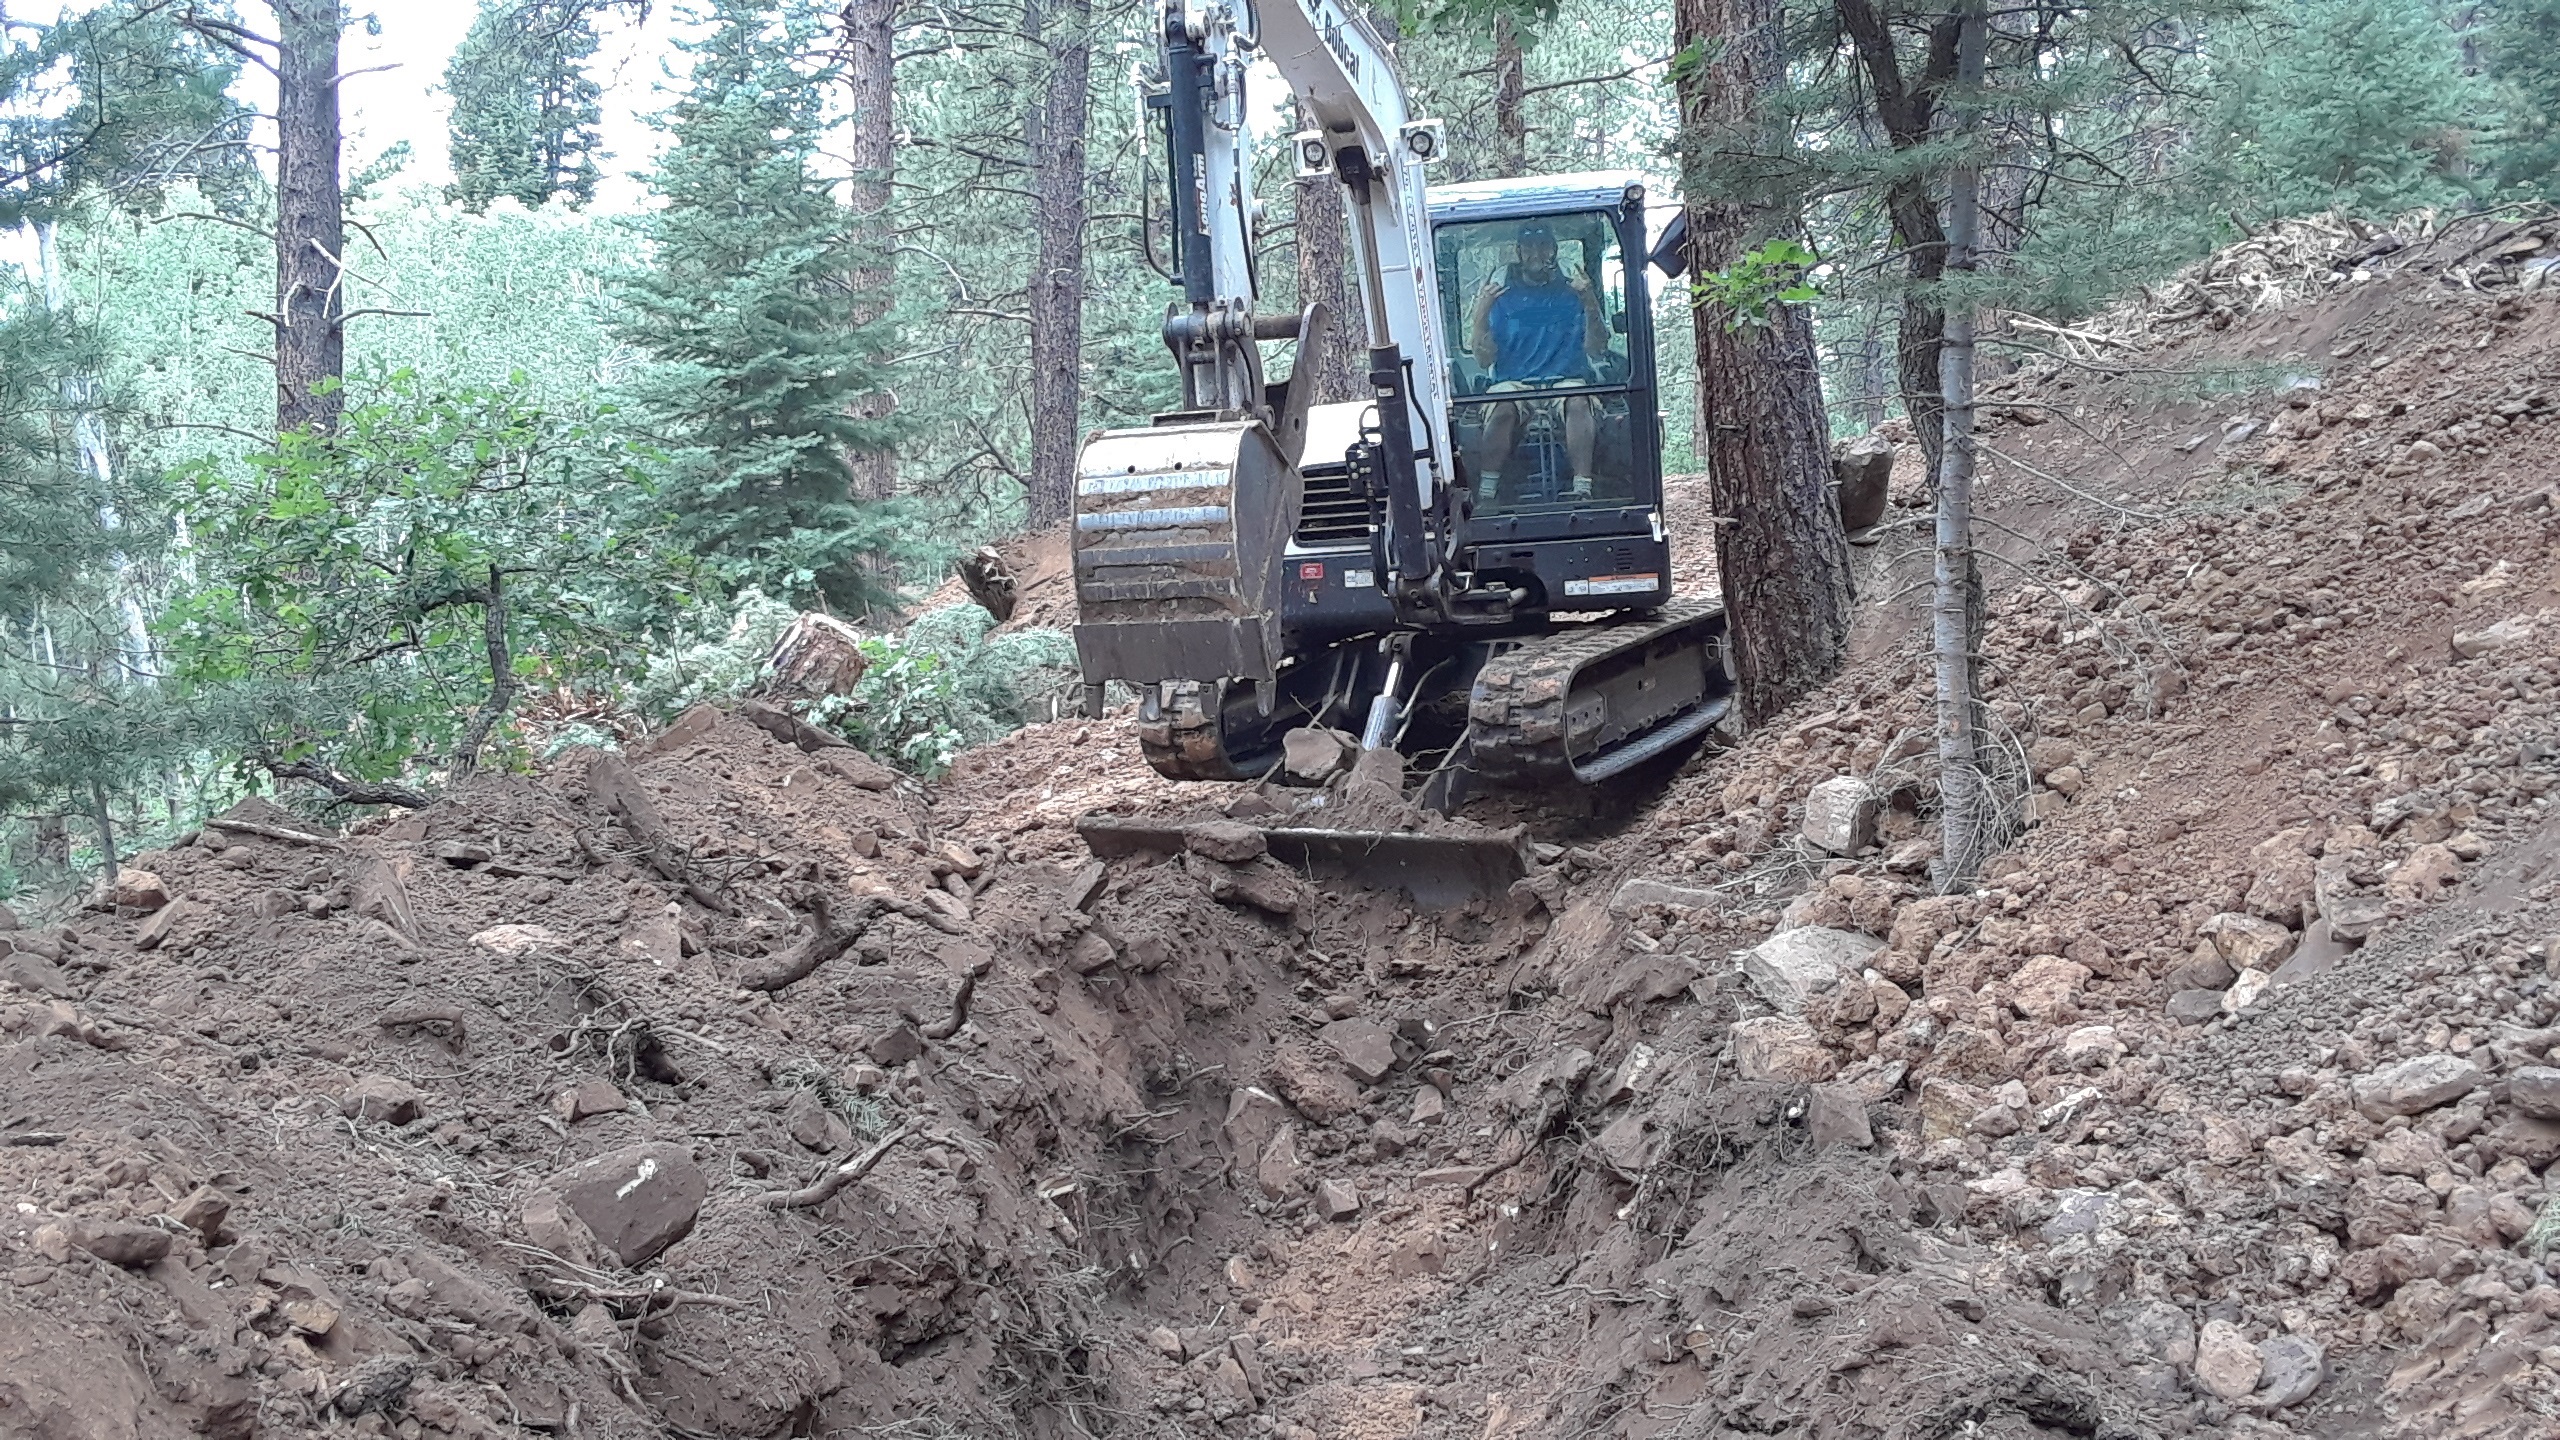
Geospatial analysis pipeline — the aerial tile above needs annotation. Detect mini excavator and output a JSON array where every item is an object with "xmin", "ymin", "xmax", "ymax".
[{"xmin": 1071, "ymin": 0, "xmax": 1732, "ymax": 897}]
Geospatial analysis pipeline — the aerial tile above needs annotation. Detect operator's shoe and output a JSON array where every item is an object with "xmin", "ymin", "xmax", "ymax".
[
  {"xmin": 1569, "ymin": 476, "xmax": 1593, "ymax": 499},
  {"xmin": 1475, "ymin": 472, "xmax": 1502, "ymax": 506}
]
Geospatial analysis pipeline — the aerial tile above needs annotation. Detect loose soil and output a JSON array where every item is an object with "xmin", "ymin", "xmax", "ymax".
[{"xmin": 5, "ymin": 219, "xmax": 2559, "ymax": 1440}]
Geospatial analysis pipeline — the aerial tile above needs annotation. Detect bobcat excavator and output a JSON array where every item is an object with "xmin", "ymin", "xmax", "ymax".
[{"xmin": 1071, "ymin": 0, "xmax": 1731, "ymax": 901}]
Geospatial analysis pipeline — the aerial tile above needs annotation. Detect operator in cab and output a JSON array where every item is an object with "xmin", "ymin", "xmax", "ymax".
[{"xmin": 1465, "ymin": 221, "xmax": 1608, "ymax": 503}]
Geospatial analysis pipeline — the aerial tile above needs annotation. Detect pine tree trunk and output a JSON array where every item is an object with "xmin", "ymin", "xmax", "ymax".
[
  {"xmin": 1932, "ymin": 0, "xmax": 1992, "ymax": 888},
  {"xmin": 1492, "ymin": 16, "xmax": 1527, "ymax": 179},
  {"xmin": 843, "ymin": 0, "xmax": 899, "ymax": 502},
  {"xmin": 274, "ymin": 0, "xmax": 345, "ymax": 435},
  {"xmin": 1023, "ymin": 0, "xmax": 1090, "ymax": 530},
  {"xmin": 1675, "ymin": 0, "xmax": 1856, "ymax": 725},
  {"xmin": 1835, "ymin": 0, "xmax": 1960, "ymax": 480},
  {"xmin": 1291, "ymin": 99, "xmax": 1365, "ymax": 404}
]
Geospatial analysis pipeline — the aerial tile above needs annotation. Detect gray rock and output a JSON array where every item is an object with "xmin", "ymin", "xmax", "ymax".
[
  {"xmin": 548, "ymin": 1142, "xmax": 707, "ymax": 1266},
  {"xmin": 1607, "ymin": 877, "xmax": 1723, "ymax": 916},
  {"xmin": 2122, "ymin": 1300, "xmax": 2196, "ymax": 1367},
  {"xmin": 1184, "ymin": 820, "xmax": 1267, "ymax": 864},
  {"xmin": 2509, "ymin": 1066, "xmax": 2560, "ymax": 1120},
  {"xmin": 1831, "ymin": 432, "xmax": 1894, "ymax": 530},
  {"xmin": 1805, "ymin": 1084, "xmax": 1872, "ymax": 1148},
  {"xmin": 2040, "ymin": 1189, "xmax": 2113, "ymax": 1245},
  {"xmin": 2166, "ymin": 988, "xmax": 2227, "ymax": 1025},
  {"xmin": 1317, "ymin": 1018, "xmax": 1398, "ymax": 1086},
  {"xmin": 2165, "ymin": 946, "xmax": 2237, "ymax": 993},
  {"xmin": 340, "ymin": 1074, "xmax": 424, "ymax": 1126},
  {"xmin": 2253, "ymin": 1333, "xmax": 2325, "ymax": 1408},
  {"xmin": 2353, "ymin": 1054, "xmax": 2485, "ymax": 1121},
  {"xmin": 1801, "ymin": 778, "xmax": 1882, "ymax": 856},
  {"xmin": 1742, "ymin": 926, "xmax": 1884, "ymax": 1013},
  {"xmin": 1315, "ymin": 1178, "xmax": 1361, "ymax": 1221},
  {"xmin": 1281, "ymin": 727, "xmax": 1355, "ymax": 783},
  {"xmin": 1256, "ymin": 1125, "xmax": 1307, "ymax": 1198}
]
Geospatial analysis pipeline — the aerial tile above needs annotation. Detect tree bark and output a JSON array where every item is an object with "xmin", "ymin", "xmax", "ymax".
[
  {"xmin": 1022, "ymin": 0, "xmax": 1090, "ymax": 530},
  {"xmin": 1676, "ymin": 0, "xmax": 1856, "ymax": 725},
  {"xmin": 1931, "ymin": 0, "xmax": 1991, "ymax": 888},
  {"xmin": 1492, "ymin": 15, "xmax": 1527, "ymax": 179},
  {"xmin": 1834, "ymin": 0, "xmax": 1961, "ymax": 477},
  {"xmin": 842, "ymin": 0, "xmax": 898, "ymax": 502},
  {"xmin": 1291, "ymin": 99, "xmax": 1365, "ymax": 404},
  {"xmin": 274, "ymin": 0, "xmax": 345, "ymax": 435}
]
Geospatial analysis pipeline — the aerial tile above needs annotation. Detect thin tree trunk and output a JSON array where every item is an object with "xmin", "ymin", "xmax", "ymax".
[
  {"xmin": 1022, "ymin": 0, "xmax": 1090, "ymax": 530},
  {"xmin": 1291, "ymin": 99, "xmax": 1364, "ymax": 404},
  {"xmin": 842, "ymin": 0, "xmax": 898, "ymax": 502},
  {"xmin": 1858, "ymin": 304, "xmax": 1889, "ymax": 431},
  {"xmin": 1492, "ymin": 15, "xmax": 1527, "ymax": 179},
  {"xmin": 90, "ymin": 778, "xmax": 118, "ymax": 886},
  {"xmin": 1675, "ymin": 0, "xmax": 1856, "ymax": 725},
  {"xmin": 274, "ymin": 0, "xmax": 346, "ymax": 435},
  {"xmin": 1835, "ymin": 0, "xmax": 1960, "ymax": 479},
  {"xmin": 1932, "ymin": 0, "xmax": 1990, "ymax": 888}
]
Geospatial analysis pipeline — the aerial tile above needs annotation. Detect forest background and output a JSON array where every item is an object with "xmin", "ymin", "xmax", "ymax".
[{"xmin": 1, "ymin": 0, "xmax": 2554, "ymax": 900}]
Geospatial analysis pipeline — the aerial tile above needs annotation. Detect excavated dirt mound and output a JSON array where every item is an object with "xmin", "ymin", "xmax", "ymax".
[{"xmin": 6, "ymin": 243, "xmax": 2559, "ymax": 1440}]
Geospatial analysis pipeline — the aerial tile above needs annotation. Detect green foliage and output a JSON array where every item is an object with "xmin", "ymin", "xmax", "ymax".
[
  {"xmin": 445, "ymin": 0, "xmax": 608, "ymax": 211},
  {"xmin": 2226, "ymin": 0, "xmax": 2490, "ymax": 217},
  {"xmin": 0, "ymin": 0, "xmax": 254, "ymax": 226},
  {"xmin": 165, "ymin": 373, "xmax": 690, "ymax": 785},
  {"xmin": 2483, "ymin": 0, "xmax": 2560, "ymax": 196},
  {"xmin": 1693, "ymin": 239, "xmax": 1821, "ymax": 331},
  {"xmin": 811, "ymin": 607, "xmax": 1079, "ymax": 777},
  {"xmin": 627, "ymin": 588, "xmax": 801, "ymax": 723},
  {"xmin": 611, "ymin": 0, "xmax": 910, "ymax": 614}
]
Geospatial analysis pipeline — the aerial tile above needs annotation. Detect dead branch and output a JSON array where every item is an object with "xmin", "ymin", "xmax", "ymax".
[
  {"xmin": 585, "ymin": 752, "xmax": 736, "ymax": 915},
  {"xmin": 760, "ymin": 1119, "xmax": 925, "ymax": 1210},
  {"xmin": 880, "ymin": 896, "xmax": 970, "ymax": 936},
  {"xmin": 203, "ymin": 816, "xmax": 344, "ymax": 848},
  {"xmin": 738, "ymin": 894, "xmax": 885, "ymax": 992},
  {"xmin": 450, "ymin": 566, "xmax": 513, "ymax": 778},
  {"xmin": 921, "ymin": 959, "xmax": 996, "ymax": 1041},
  {"xmin": 259, "ymin": 755, "xmax": 431, "ymax": 810},
  {"xmin": 737, "ymin": 699, "xmax": 851, "ymax": 753},
  {"xmin": 374, "ymin": 1002, "xmax": 467, "ymax": 1047}
]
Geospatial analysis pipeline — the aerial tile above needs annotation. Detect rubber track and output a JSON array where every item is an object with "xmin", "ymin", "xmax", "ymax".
[
  {"xmin": 1465, "ymin": 600, "xmax": 1729, "ymax": 787},
  {"xmin": 1135, "ymin": 682, "xmax": 1250, "ymax": 781}
]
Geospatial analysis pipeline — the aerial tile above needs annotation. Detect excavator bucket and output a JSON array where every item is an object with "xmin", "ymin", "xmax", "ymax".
[{"xmin": 1076, "ymin": 815, "xmax": 1534, "ymax": 910}]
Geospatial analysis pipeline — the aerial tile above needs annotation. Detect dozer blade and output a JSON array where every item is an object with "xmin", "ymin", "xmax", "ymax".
[{"xmin": 1076, "ymin": 816, "xmax": 1533, "ymax": 910}]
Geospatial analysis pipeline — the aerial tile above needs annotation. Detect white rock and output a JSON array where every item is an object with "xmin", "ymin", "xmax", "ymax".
[
  {"xmin": 1801, "ymin": 778, "xmax": 1882, "ymax": 855},
  {"xmin": 2193, "ymin": 1319, "xmax": 2262, "ymax": 1401},
  {"xmin": 2452, "ymin": 616, "xmax": 2532, "ymax": 660},
  {"xmin": 1741, "ymin": 926, "xmax": 1884, "ymax": 1013},
  {"xmin": 2222, "ymin": 968, "xmax": 2275, "ymax": 1014}
]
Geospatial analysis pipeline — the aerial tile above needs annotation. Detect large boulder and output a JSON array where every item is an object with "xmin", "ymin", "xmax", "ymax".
[
  {"xmin": 1802, "ymin": 778, "xmax": 1882, "ymax": 856},
  {"xmin": 1742, "ymin": 926, "xmax": 1883, "ymax": 1013},
  {"xmin": 1831, "ymin": 432, "xmax": 1895, "ymax": 530},
  {"xmin": 2352, "ymin": 1055, "xmax": 2484, "ymax": 1121},
  {"xmin": 541, "ymin": 1142, "xmax": 707, "ymax": 1267}
]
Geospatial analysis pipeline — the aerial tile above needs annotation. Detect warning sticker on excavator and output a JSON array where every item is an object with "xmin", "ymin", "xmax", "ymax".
[
  {"xmin": 1299, "ymin": 562, "xmax": 1325, "ymax": 580},
  {"xmin": 1564, "ymin": 573, "xmax": 1659, "ymax": 597},
  {"xmin": 1344, "ymin": 568, "xmax": 1375, "ymax": 588}
]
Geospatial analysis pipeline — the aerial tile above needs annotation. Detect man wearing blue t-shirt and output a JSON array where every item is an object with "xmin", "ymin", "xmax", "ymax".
[{"xmin": 1465, "ymin": 223, "xmax": 1607, "ymax": 502}]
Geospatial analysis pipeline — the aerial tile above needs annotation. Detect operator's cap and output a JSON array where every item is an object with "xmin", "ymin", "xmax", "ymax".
[{"xmin": 1518, "ymin": 223, "xmax": 1556, "ymax": 246}]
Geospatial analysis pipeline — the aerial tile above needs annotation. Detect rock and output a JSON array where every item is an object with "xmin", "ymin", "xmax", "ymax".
[
  {"xmin": 1804, "ymin": 1084, "xmax": 1872, "ymax": 1148},
  {"xmin": 1256, "ymin": 1125, "xmax": 1308, "ymax": 1198},
  {"xmin": 1202, "ymin": 857, "xmax": 1305, "ymax": 916},
  {"xmin": 1316, "ymin": 1179, "xmax": 1362, "ymax": 1221},
  {"xmin": 1410, "ymin": 1088, "xmax": 1445, "ymax": 1126},
  {"xmin": 2040, "ymin": 1189, "xmax": 2113, "ymax": 1245},
  {"xmin": 2509, "ymin": 1066, "xmax": 2560, "ymax": 1120},
  {"xmin": 547, "ymin": 1142, "xmax": 707, "ymax": 1266},
  {"xmin": 1264, "ymin": 1046, "xmax": 1360, "ymax": 1123},
  {"xmin": 132, "ymin": 898, "xmax": 191, "ymax": 951},
  {"xmin": 1730, "ymin": 1016, "xmax": 1837, "ymax": 1083},
  {"xmin": 2480, "ymin": 1115, "xmax": 2560, "ymax": 1169},
  {"xmin": 1607, "ymin": 877, "xmax": 1723, "ymax": 916},
  {"xmin": 2053, "ymin": 1025, "xmax": 2125, "ymax": 1073},
  {"xmin": 1594, "ymin": 1043, "xmax": 1661, "ymax": 1105},
  {"xmin": 2387, "ymin": 844, "xmax": 2461, "ymax": 899},
  {"xmin": 350, "ymin": 857, "xmax": 419, "ymax": 941},
  {"xmin": 108, "ymin": 869, "xmax": 169, "ymax": 912},
  {"xmin": 2193, "ymin": 1319, "xmax": 2262, "ymax": 1401},
  {"xmin": 2325, "ymin": 896, "xmax": 2389, "ymax": 942},
  {"xmin": 1832, "ymin": 432, "xmax": 1894, "ymax": 530},
  {"xmin": 2167, "ymin": 988, "xmax": 2226, "ymax": 1025},
  {"xmin": 0, "ymin": 903, "xmax": 14, "ymax": 930},
  {"xmin": 868, "ymin": 1021, "xmax": 924, "ymax": 1068},
  {"xmin": 519, "ymin": 1189, "xmax": 602, "ymax": 1268},
  {"xmin": 1148, "ymin": 1326, "xmax": 1186, "ymax": 1359},
  {"xmin": 172, "ymin": 1186, "xmax": 231, "ymax": 1244},
  {"xmin": 1802, "ymin": 778, "xmax": 1881, "ymax": 855},
  {"xmin": 2007, "ymin": 955, "xmax": 2090, "ymax": 1020},
  {"xmin": 2123, "ymin": 1301, "xmax": 2197, "ymax": 1366},
  {"xmin": 40, "ymin": 1217, "xmax": 173, "ymax": 1269},
  {"xmin": 1184, "ymin": 821, "xmax": 1267, "ymax": 864},
  {"xmin": 282, "ymin": 1296, "xmax": 340, "ymax": 1336},
  {"xmin": 1317, "ymin": 1018, "xmax": 1398, "ymax": 1086},
  {"xmin": 2246, "ymin": 857, "xmax": 2316, "ymax": 927},
  {"xmin": 2025, "ymin": 738, "xmax": 2078, "ymax": 781},
  {"xmin": 1282, "ymin": 727, "xmax": 1356, "ymax": 783},
  {"xmin": 1222, "ymin": 1086, "xmax": 1292, "ymax": 1164},
  {"xmin": 1066, "ymin": 929, "xmax": 1117, "ymax": 975},
  {"xmin": 2254, "ymin": 1334, "xmax": 2325, "ymax": 1408},
  {"xmin": 2044, "ymin": 764, "xmax": 2085, "ymax": 798},
  {"xmin": 398, "ymin": 1249, "xmax": 538, "ymax": 1336},
  {"xmin": 2452, "ymin": 616, "xmax": 2532, "ymax": 659},
  {"xmin": 2201, "ymin": 912, "xmax": 2297, "ymax": 970},
  {"xmin": 617, "ymin": 911, "xmax": 684, "ymax": 967},
  {"xmin": 552, "ymin": 1076, "xmax": 626, "ymax": 1124},
  {"xmin": 784, "ymin": 1090, "xmax": 851, "ymax": 1153},
  {"xmin": 470, "ymin": 923, "xmax": 570, "ymax": 957},
  {"xmin": 2368, "ymin": 1127, "xmax": 2446, "ymax": 1176},
  {"xmin": 1742, "ymin": 927, "xmax": 1884, "ymax": 1013},
  {"xmin": 340, "ymin": 1074, "xmax": 424, "ymax": 1125},
  {"xmin": 2, "ymin": 951, "xmax": 74, "ymax": 999},
  {"xmin": 2222, "ymin": 967, "xmax": 2275, "ymax": 1014},
  {"xmin": 2353, "ymin": 1054, "xmax": 2484, "ymax": 1121},
  {"xmin": 2166, "ymin": 942, "xmax": 2237, "ymax": 992}
]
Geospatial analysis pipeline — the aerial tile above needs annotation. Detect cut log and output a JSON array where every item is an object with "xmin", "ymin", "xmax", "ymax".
[{"xmin": 761, "ymin": 613, "xmax": 870, "ymax": 699}]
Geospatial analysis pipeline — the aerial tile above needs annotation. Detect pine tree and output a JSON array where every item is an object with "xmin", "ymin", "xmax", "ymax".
[
  {"xmin": 445, "ymin": 0, "xmax": 607, "ymax": 211},
  {"xmin": 2233, "ymin": 0, "xmax": 2488, "ymax": 216},
  {"xmin": 2484, "ymin": 0, "xmax": 2560, "ymax": 196},
  {"xmin": 612, "ymin": 0, "xmax": 905, "ymax": 614}
]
